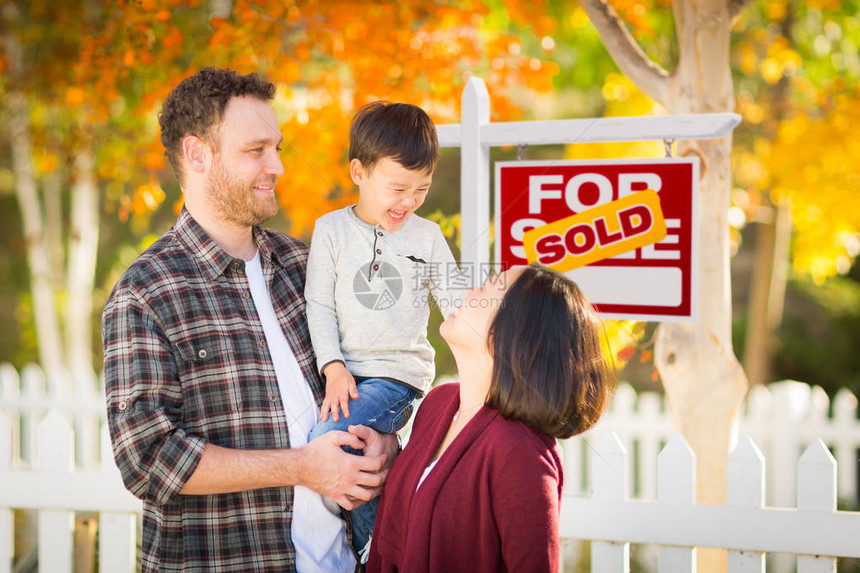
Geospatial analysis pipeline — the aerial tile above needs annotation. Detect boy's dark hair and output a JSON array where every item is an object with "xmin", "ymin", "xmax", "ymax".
[
  {"xmin": 349, "ymin": 101, "xmax": 439, "ymax": 173},
  {"xmin": 158, "ymin": 67, "xmax": 276, "ymax": 183},
  {"xmin": 486, "ymin": 264, "xmax": 613, "ymax": 439}
]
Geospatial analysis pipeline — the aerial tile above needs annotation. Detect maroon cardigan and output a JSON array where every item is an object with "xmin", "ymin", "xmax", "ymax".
[{"xmin": 366, "ymin": 383, "xmax": 563, "ymax": 573}]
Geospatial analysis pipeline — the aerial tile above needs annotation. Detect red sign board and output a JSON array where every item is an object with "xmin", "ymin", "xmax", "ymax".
[{"xmin": 495, "ymin": 158, "xmax": 699, "ymax": 322}]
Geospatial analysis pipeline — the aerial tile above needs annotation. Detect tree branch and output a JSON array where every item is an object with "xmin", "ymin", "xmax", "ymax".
[
  {"xmin": 729, "ymin": 0, "xmax": 755, "ymax": 26},
  {"xmin": 580, "ymin": 0, "xmax": 671, "ymax": 106}
]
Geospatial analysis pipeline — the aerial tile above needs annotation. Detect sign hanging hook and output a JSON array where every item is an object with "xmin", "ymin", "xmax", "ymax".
[
  {"xmin": 517, "ymin": 143, "xmax": 527, "ymax": 161},
  {"xmin": 664, "ymin": 138, "xmax": 675, "ymax": 158}
]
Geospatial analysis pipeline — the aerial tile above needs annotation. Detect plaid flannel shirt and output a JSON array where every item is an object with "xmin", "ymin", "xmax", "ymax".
[{"xmin": 102, "ymin": 208, "xmax": 335, "ymax": 572}]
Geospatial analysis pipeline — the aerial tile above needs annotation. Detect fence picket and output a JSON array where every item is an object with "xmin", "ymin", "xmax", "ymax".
[
  {"xmin": 592, "ymin": 431, "xmax": 628, "ymax": 500},
  {"xmin": 49, "ymin": 367, "xmax": 73, "ymax": 403},
  {"xmin": 769, "ymin": 381, "xmax": 809, "ymax": 508},
  {"xmin": 638, "ymin": 392, "xmax": 662, "ymax": 500},
  {"xmin": 657, "ymin": 434, "xmax": 696, "ymax": 573},
  {"xmin": 797, "ymin": 439, "xmax": 837, "ymax": 511},
  {"xmin": 592, "ymin": 541, "xmax": 630, "ymax": 573},
  {"xmin": 0, "ymin": 364, "xmax": 17, "ymax": 399},
  {"xmin": 610, "ymin": 385, "xmax": 637, "ymax": 498},
  {"xmin": 100, "ymin": 423, "xmax": 114, "ymax": 472},
  {"xmin": 0, "ymin": 365, "xmax": 19, "ymax": 471},
  {"xmin": 0, "ymin": 412, "xmax": 12, "ymax": 573},
  {"xmin": 832, "ymin": 388, "xmax": 858, "ymax": 506},
  {"xmin": 561, "ymin": 435, "xmax": 582, "ymax": 495},
  {"xmin": 74, "ymin": 369, "xmax": 100, "ymax": 469},
  {"xmin": 591, "ymin": 431, "xmax": 630, "ymax": 572},
  {"xmin": 37, "ymin": 410, "xmax": 73, "ymax": 573},
  {"xmin": 727, "ymin": 437, "xmax": 765, "ymax": 572},
  {"xmin": 808, "ymin": 386, "xmax": 831, "ymax": 428},
  {"xmin": 99, "ymin": 513, "xmax": 136, "ymax": 573},
  {"xmin": 796, "ymin": 440, "xmax": 837, "ymax": 573},
  {"xmin": 20, "ymin": 364, "xmax": 46, "ymax": 467}
]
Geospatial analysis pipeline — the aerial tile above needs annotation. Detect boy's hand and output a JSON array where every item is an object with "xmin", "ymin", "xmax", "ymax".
[{"xmin": 320, "ymin": 362, "xmax": 360, "ymax": 422}]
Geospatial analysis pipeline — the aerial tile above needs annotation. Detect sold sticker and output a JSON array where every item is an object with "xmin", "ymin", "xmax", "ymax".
[{"xmin": 522, "ymin": 190, "xmax": 667, "ymax": 273}]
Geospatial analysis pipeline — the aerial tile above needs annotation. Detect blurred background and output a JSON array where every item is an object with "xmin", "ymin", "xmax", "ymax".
[
  {"xmin": 2, "ymin": 2, "xmax": 860, "ymax": 571},
  {"xmin": 0, "ymin": 0, "xmax": 858, "ymax": 402}
]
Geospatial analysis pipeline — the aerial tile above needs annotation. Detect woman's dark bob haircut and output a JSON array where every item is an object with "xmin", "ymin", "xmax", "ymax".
[{"xmin": 485, "ymin": 263, "xmax": 613, "ymax": 439}]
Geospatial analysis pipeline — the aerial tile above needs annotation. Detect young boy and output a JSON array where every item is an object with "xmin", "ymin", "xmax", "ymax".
[{"xmin": 304, "ymin": 101, "xmax": 465, "ymax": 558}]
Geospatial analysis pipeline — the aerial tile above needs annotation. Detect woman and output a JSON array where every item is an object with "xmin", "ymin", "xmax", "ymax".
[{"xmin": 366, "ymin": 263, "xmax": 612, "ymax": 572}]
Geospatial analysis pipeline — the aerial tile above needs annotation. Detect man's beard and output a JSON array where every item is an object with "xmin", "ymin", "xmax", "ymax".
[{"xmin": 208, "ymin": 155, "xmax": 279, "ymax": 227}]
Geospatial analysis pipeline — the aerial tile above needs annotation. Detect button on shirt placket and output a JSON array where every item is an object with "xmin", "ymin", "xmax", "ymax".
[
  {"xmin": 368, "ymin": 228, "xmax": 384, "ymax": 278},
  {"xmin": 234, "ymin": 258, "xmax": 254, "ymax": 312}
]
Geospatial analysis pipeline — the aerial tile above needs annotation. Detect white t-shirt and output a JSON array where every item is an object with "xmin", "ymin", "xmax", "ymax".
[
  {"xmin": 246, "ymin": 252, "xmax": 356, "ymax": 573},
  {"xmin": 416, "ymin": 459, "xmax": 438, "ymax": 490}
]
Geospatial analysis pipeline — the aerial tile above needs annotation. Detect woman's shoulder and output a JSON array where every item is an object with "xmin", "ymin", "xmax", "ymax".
[
  {"xmin": 424, "ymin": 381, "xmax": 459, "ymax": 402},
  {"xmin": 416, "ymin": 382, "xmax": 459, "ymax": 415},
  {"xmin": 408, "ymin": 383, "xmax": 457, "ymax": 430},
  {"xmin": 402, "ymin": 382, "xmax": 458, "ymax": 445},
  {"xmin": 485, "ymin": 413, "xmax": 559, "ymax": 460}
]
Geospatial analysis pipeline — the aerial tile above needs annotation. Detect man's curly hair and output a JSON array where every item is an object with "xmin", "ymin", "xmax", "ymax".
[{"xmin": 158, "ymin": 67, "xmax": 276, "ymax": 183}]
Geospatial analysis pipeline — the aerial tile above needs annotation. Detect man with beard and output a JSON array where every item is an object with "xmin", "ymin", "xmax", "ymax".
[{"xmin": 102, "ymin": 67, "xmax": 397, "ymax": 573}]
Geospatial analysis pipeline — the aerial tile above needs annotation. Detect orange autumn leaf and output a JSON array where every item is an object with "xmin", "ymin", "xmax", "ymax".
[{"xmin": 617, "ymin": 346, "xmax": 635, "ymax": 361}]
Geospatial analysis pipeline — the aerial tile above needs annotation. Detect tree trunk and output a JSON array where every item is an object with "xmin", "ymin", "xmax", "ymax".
[
  {"xmin": 653, "ymin": 139, "xmax": 748, "ymax": 573},
  {"xmin": 9, "ymin": 100, "xmax": 64, "ymax": 376},
  {"xmin": 3, "ymin": 3, "xmax": 64, "ymax": 377},
  {"xmin": 742, "ymin": 201, "xmax": 791, "ymax": 385},
  {"xmin": 582, "ymin": 0, "xmax": 751, "ymax": 570},
  {"xmin": 657, "ymin": 2, "xmax": 749, "ymax": 570},
  {"xmin": 66, "ymin": 150, "xmax": 100, "ymax": 381},
  {"xmin": 43, "ymin": 166, "xmax": 65, "ymax": 286}
]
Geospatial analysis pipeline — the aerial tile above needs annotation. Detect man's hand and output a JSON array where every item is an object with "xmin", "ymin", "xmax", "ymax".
[
  {"xmin": 349, "ymin": 424, "xmax": 399, "ymax": 471},
  {"xmin": 343, "ymin": 425, "xmax": 399, "ymax": 506},
  {"xmin": 298, "ymin": 430, "xmax": 385, "ymax": 509},
  {"xmin": 320, "ymin": 362, "xmax": 359, "ymax": 422}
]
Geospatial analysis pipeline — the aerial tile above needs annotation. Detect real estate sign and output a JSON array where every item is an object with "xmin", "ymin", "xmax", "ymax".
[{"xmin": 495, "ymin": 158, "xmax": 699, "ymax": 322}]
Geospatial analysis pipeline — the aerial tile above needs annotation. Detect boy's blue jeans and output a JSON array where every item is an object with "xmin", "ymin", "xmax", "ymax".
[{"xmin": 307, "ymin": 376, "xmax": 418, "ymax": 554}]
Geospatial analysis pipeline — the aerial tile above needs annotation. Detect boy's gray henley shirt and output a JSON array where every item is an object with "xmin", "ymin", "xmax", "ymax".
[{"xmin": 305, "ymin": 206, "xmax": 466, "ymax": 394}]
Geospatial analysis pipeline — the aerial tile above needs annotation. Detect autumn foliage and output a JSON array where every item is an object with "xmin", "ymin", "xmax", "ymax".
[
  {"xmin": 5, "ymin": 0, "xmax": 855, "ymax": 274},
  {"xmin": 732, "ymin": 0, "xmax": 860, "ymax": 283},
  {"xmin": 2, "ymin": 0, "xmax": 857, "ymax": 377},
  {"xmin": 2, "ymin": 1, "xmax": 559, "ymax": 237}
]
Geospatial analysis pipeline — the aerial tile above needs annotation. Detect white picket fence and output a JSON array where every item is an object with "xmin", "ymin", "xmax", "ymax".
[
  {"xmin": 561, "ymin": 432, "xmax": 860, "ymax": 572},
  {"xmin": 566, "ymin": 379, "xmax": 860, "ymax": 508},
  {"xmin": 0, "ymin": 363, "xmax": 140, "ymax": 573},
  {"xmin": 2, "ymin": 362, "xmax": 860, "ymax": 572}
]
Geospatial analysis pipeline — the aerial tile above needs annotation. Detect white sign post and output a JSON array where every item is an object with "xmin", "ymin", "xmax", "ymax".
[{"xmin": 436, "ymin": 77, "xmax": 740, "ymax": 321}]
